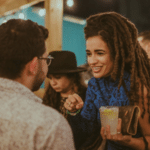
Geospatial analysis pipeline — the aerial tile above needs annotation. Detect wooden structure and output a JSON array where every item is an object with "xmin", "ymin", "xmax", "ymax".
[
  {"xmin": 44, "ymin": 0, "xmax": 63, "ymax": 91},
  {"xmin": 0, "ymin": 0, "xmax": 63, "ymax": 98},
  {"xmin": 0, "ymin": 0, "xmax": 44, "ymax": 16},
  {"xmin": 0, "ymin": 0, "xmax": 63, "ymax": 53}
]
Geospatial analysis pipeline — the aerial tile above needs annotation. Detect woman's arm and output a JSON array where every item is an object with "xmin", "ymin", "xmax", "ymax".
[
  {"xmin": 138, "ymin": 84, "xmax": 150, "ymax": 150},
  {"xmin": 64, "ymin": 82, "xmax": 99, "ymax": 135}
]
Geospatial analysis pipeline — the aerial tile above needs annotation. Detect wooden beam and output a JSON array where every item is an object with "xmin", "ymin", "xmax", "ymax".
[{"xmin": 0, "ymin": 0, "xmax": 44, "ymax": 17}]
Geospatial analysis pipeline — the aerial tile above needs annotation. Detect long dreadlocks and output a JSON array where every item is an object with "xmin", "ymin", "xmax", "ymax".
[{"xmin": 84, "ymin": 11, "xmax": 150, "ymax": 121}]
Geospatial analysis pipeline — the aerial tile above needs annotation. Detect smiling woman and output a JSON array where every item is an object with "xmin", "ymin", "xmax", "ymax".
[
  {"xmin": 86, "ymin": 36, "xmax": 114, "ymax": 78},
  {"xmin": 64, "ymin": 12, "xmax": 150, "ymax": 150}
]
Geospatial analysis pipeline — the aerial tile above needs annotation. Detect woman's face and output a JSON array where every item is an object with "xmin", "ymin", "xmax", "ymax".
[
  {"xmin": 86, "ymin": 36, "xmax": 114, "ymax": 78},
  {"xmin": 48, "ymin": 74, "xmax": 73, "ymax": 94}
]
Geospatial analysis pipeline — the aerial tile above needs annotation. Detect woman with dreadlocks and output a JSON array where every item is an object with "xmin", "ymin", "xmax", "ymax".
[{"xmin": 64, "ymin": 12, "xmax": 150, "ymax": 150}]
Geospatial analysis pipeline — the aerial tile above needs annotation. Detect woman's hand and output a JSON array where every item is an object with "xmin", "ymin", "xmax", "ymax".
[
  {"xmin": 101, "ymin": 118, "xmax": 132, "ymax": 145},
  {"xmin": 64, "ymin": 93, "xmax": 84, "ymax": 112}
]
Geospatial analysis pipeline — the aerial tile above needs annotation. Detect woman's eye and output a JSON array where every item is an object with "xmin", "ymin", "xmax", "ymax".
[
  {"xmin": 86, "ymin": 53, "xmax": 91, "ymax": 56},
  {"xmin": 97, "ymin": 52, "xmax": 104, "ymax": 55},
  {"xmin": 55, "ymin": 76, "xmax": 61, "ymax": 79}
]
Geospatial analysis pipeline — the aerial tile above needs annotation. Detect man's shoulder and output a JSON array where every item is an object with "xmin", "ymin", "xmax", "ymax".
[
  {"xmin": 16, "ymin": 95, "xmax": 63, "ymax": 124},
  {"xmin": 0, "ymin": 91, "xmax": 63, "ymax": 126},
  {"xmin": 0, "ymin": 92, "xmax": 75, "ymax": 149}
]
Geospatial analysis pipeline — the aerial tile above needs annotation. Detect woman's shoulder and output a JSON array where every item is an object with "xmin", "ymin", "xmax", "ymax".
[
  {"xmin": 88, "ymin": 77, "xmax": 102, "ymax": 85},
  {"xmin": 86, "ymin": 77, "xmax": 104, "ymax": 95},
  {"xmin": 87, "ymin": 77, "xmax": 99, "ymax": 90}
]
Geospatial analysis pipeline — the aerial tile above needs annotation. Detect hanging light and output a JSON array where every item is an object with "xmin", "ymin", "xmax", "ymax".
[
  {"xmin": 2, "ymin": 19, "xmax": 7, "ymax": 23},
  {"xmin": 18, "ymin": 13, "xmax": 25, "ymax": 19},
  {"xmin": 67, "ymin": 0, "xmax": 74, "ymax": 7},
  {"xmin": 38, "ymin": 8, "xmax": 46, "ymax": 17}
]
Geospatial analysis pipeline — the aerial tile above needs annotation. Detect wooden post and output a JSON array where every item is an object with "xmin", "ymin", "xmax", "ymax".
[
  {"xmin": 43, "ymin": 0, "xmax": 63, "ymax": 93},
  {"xmin": 45, "ymin": 0, "xmax": 63, "ymax": 53}
]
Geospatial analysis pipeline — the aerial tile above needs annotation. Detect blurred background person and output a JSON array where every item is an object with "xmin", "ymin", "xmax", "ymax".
[
  {"xmin": 80, "ymin": 63, "xmax": 93, "ymax": 85},
  {"xmin": 138, "ymin": 30, "xmax": 150, "ymax": 59},
  {"xmin": 43, "ymin": 50, "xmax": 87, "ymax": 150}
]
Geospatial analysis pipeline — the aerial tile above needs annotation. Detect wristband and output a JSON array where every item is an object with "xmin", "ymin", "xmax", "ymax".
[{"xmin": 66, "ymin": 109, "xmax": 80, "ymax": 116}]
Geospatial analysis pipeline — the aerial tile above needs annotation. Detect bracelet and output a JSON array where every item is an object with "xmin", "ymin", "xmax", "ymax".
[{"xmin": 66, "ymin": 109, "xmax": 81, "ymax": 116}]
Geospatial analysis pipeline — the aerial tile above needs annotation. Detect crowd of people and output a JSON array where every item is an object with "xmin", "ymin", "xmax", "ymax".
[{"xmin": 0, "ymin": 11, "xmax": 150, "ymax": 150}]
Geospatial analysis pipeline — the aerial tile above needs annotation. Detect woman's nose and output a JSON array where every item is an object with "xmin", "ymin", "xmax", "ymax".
[
  {"xmin": 88, "ymin": 55, "xmax": 98, "ymax": 65},
  {"xmin": 50, "ymin": 79, "xmax": 57, "ymax": 85}
]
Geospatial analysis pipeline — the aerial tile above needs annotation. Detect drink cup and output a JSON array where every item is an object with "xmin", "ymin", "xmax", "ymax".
[{"xmin": 100, "ymin": 106, "xmax": 119, "ymax": 135}]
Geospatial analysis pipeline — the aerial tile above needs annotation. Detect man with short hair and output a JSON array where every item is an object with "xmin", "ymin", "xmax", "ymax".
[{"xmin": 0, "ymin": 19, "xmax": 75, "ymax": 150}]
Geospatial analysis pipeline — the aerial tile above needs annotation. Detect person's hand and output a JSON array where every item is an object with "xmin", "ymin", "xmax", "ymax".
[
  {"xmin": 100, "ymin": 118, "xmax": 132, "ymax": 145},
  {"xmin": 64, "ymin": 93, "xmax": 84, "ymax": 112}
]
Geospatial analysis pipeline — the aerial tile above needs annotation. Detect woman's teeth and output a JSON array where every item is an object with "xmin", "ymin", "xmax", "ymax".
[{"xmin": 93, "ymin": 67, "xmax": 101, "ymax": 71}]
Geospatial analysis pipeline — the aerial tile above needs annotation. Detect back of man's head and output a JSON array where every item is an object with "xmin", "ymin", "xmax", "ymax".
[{"xmin": 0, "ymin": 19, "xmax": 48, "ymax": 79}]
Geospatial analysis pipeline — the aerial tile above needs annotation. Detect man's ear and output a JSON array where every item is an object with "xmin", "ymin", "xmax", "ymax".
[
  {"xmin": 147, "ymin": 43, "xmax": 150, "ymax": 50},
  {"xmin": 27, "ymin": 57, "xmax": 38, "ymax": 75}
]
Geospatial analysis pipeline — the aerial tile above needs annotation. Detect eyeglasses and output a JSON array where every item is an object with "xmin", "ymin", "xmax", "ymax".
[{"xmin": 38, "ymin": 55, "xmax": 54, "ymax": 66}]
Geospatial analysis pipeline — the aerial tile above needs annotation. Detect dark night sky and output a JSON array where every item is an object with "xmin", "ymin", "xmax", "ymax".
[
  {"xmin": 34, "ymin": 0, "xmax": 150, "ymax": 32},
  {"xmin": 63, "ymin": 0, "xmax": 119, "ymax": 19},
  {"xmin": 34, "ymin": 0, "xmax": 119, "ymax": 19}
]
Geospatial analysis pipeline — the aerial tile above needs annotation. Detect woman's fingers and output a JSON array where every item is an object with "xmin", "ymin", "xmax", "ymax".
[
  {"xmin": 116, "ymin": 118, "xmax": 122, "ymax": 140},
  {"xmin": 64, "ymin": 94, "xmax": 84, "ymax": 112},
  {"xmin": 102, "ymin": 118, "xmax": 131, "ymax": 144},
  {"xmin": 117, "ymin": 118, "xmax": 122, "ymax": 133},
  {"xmin": 72, "ymin": 93, "xmax": 84, "ymax": 109},
  {"xmin": 100, "ymin": 127, "xmax": 106, "ymax": 140},
  {"xmin": 106, "ymin": 125, "xmax": 112, "ymax": 140},
  {"xmin": 64, "ymin": 95, "xmax": 76, "ymax": 111},
  {"xmin": 101, "ymin": 118, "xmax": 122, "ymax": 141}
]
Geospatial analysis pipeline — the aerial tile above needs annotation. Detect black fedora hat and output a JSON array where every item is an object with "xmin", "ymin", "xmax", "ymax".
[{"xmin": 47, "ymin": 51, "xmax": 87, "ymax": 74}]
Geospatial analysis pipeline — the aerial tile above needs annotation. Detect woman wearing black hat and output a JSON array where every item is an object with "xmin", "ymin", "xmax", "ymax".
[{"xmin": 42, "ymin": 50, "xmax": 87, "ymax": 150}]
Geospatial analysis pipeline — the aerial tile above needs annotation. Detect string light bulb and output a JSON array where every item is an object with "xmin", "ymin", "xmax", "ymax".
[
  {"xmin": 38, "ymin": 9, "xmax": 46, "ymax": 17},
  {"xmin": 18, "ymin": 13, "xmax": 25, "ymax": 19},
  {"xmin": 2, "ymin": 19, "xmax": 7, "ymax": 23},
  {"xmin": 67, "ymin": 0, "xmax": 74, "ymax": 7}
]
